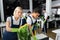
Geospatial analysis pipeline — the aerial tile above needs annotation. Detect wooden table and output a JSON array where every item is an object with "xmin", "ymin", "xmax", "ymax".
[{"xmin": 52, "ymin": 29, "xmax": 60, "ymax": 40}]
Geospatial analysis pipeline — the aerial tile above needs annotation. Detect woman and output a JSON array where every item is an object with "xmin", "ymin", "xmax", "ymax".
[{"xmin": 3, "ymin": 6, "xmax": 24, "ymax": 40}]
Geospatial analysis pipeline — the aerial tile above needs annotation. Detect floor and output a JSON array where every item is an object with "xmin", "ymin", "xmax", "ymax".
[
  {"xmin": 47, "ymin": 28, "xmax": 56, "ymax": 40},
  {"xmin": 37, "ymin": 28, "xmax": 56, "ymax": 40}
]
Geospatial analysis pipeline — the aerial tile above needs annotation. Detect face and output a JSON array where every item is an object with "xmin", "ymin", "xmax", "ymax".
[
  {"xmin": 43, "ymin": 10, "xmax": 46, "ymax": 13},
  {"xmin": 33, "ymin": 12, "xmax": 40, "ymax": 19},
  {"xmin": 14, "ymin": 8, "xmax": 23, "ymax": 18}
]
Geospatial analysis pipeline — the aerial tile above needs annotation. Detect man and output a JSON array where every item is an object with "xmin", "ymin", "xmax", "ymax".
[
  {"xmin": 27, "ymin": 8, "xmax": 40, "ymax": 40},
  {"xmin": 43, "ymin": 9, "xmax": 48, "ymax": 20},
  {"xmin": 22, "ymin": 11, "xmax": 31, "ymax": 19},
  {"xmin": 27, "ymin": 11, "xmax": 31, "ymax": 16},
  {"xmin": 42, "ymin": 8, "xmax": 48, "ymax": 33}
]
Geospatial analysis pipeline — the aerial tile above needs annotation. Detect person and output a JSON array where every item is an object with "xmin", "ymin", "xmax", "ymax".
[
  {"xmin": 22, "ymin": 11, "xmax": 31, "ymax": 19},
  {"xmin": 3, "ymin": 6, "xmax": 26, "ymax": 40},
  {"xmin": 27, "ymin": 11, "xmax": 31, "ymax": 16},
  {"xmin": 42, "ymin": 8, "xmax": 48, "ymax": 33},
  {"xmin": 43, "ymin": 9, "xmax": 48, "ymax": 20},
  {"xmin": 27, "ymin": 8, "xmax": 40, "ymax": 40}
]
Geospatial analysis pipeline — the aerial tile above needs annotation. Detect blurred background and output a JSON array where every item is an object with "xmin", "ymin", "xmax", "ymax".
[{"xmin": 0, "ymin": 0, "xmax": 60, "ymax": 40}]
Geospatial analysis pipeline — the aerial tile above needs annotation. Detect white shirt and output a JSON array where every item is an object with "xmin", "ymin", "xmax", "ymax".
[
  {"xmin": 27, "ymin": 15, "xmax": 36, "ymax": 25},
  {"xmin": 44, "ymin": 13, "xmax": 48, "ymax": 20},
  {"xmin": 22, "ymin": 13, "xmax": 29, "ymax": 18},
  {"xmin": 22, "ymin": 13, "xmax": 27, "ymax": 17},
  {"xmin": 6, "ymin": 16, "xmax": 22, "ymax": 26}
]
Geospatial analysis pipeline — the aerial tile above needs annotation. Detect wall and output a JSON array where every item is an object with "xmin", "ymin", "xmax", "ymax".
[
  {"xmin": 0, "ymin": 1, "xmax": 1, "ymax": 11},
  {"xmin": 0, "ymin": 0, "xmax": 1, "ymax": 12},
  {"xmin": 0, "ymin": 0, "xmax": 1, "ymax": 22}
]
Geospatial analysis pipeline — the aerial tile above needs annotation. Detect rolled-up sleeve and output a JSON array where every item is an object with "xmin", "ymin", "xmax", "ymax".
[
  {"xmin": 6, "ymin": 17, "xmax": 11, "ymax": 26},
  {"xmin": 6, "ymin": 17, "xmax": 11, "ymax": 22}
]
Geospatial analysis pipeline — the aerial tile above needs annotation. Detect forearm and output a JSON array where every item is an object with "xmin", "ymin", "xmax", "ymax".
[{"xmin": 6, "ymin": 27, "xmax": 18, "ymax": 32}]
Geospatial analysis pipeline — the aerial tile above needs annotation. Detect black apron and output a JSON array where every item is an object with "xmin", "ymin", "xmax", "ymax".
[{"xmin": 3, "ymin": 17, "xmax": 21, "ymax": 40}]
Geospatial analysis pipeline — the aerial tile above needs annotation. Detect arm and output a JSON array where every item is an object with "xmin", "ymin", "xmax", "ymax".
[
  {"xmin": 26, "ymin": 17, "xmax": 32, "ymax": 33},
  {"xmin": 6, "ymin": 21, "xmax": 11, "ymax": 32},
  {"xmin": 6, "ymin": 17, "xmax": 18, "ymax": 32}
]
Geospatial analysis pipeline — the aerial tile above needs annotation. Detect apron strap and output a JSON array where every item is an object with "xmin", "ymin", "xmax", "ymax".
[
  {"xmin": 11, "ymin": 16, "xmax": 13, "ymax": 26},
  {"xmin": 28, "ymin": 16, "xmax": 33, "ymax": 26},
  {"xmin": 11, "ymin": 16, "xmax": 21, "ymax": 27},
  {"xmin": 19, "ymin": 18, "xmax": 21, "ymax": 27}
]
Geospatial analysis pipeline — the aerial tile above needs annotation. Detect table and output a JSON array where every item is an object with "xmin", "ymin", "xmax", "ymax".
[
  {"xmin": 31, "ymin": 34, "xmax": 54, "ymax": 40},
  {"xmin": 36, "ymin": 34, "xmax": 48, "ymax": 40},
  {"xmin": 47, "ymin": 18, "xmax": 60, "ymax": 28},
  {"xmin": 52, "ymin": 29, "xmax": 60, "ymax": 40},
  {"xmin": 0, "ymin": 22, "xmax": 6, "ymax": 39}
]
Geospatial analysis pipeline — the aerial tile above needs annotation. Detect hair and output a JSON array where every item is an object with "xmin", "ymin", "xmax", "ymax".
[
  {"xmin": 13, "ymin": 6, "xmax": 23, "ymax": 15},
  {"xmin": 42, "ymin": 6, "xmax": 46, "ymax": 10},
  {"xmin": 14, "ymin": 6, "xmax": 23, "ymax": 11},
  {"xmin": 43, "ymin": 8, "xmax": 46, "ymax": 10},
  {"xmin": 33, "ymin": 8, "xmax": 40, "ymax": 14},
  {"xmin": 27, "ymin": 11, "xmax": 31, "ymax": 13}
]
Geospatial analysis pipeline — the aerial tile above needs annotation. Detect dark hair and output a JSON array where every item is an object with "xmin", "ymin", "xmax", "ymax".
[
  {"xmin": 33, "ymin": 8, "xmax": 40, "ymax": 14},
  {"xmin": 27, "ymin": 11, "xmax": 31, "ymax": 13},
  {"xmin": 42, "ymin": 6, "xmax": 46, "ymax": 10},
  {"xmin": 43, "ymin": 8, "xmax": 46, "ymax": 10}
]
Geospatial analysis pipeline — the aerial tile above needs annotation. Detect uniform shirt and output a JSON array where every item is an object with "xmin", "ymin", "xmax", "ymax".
[
  {"xmin": 22, "ymin": 13, "xmax": 30, "ymax": 18},
  {"xmin": 44, "ymin": 13, "xmax": 48, "ymax": 20},
  {"xmin": 27, "ymin": 15, "xmax": 36, "ymax": 25},
  {"xmin": 6, "ymin": 16, "xmax": 22, "ymax": 27},
  {"xmin": 22, "ymin": 13, "xmax": 27, "ymax": 17}
]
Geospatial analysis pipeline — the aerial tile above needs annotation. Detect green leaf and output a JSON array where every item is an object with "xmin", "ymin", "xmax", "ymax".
[{"xmin": 11, "ymin": 28, "xmax": 18, "ymax": 32}]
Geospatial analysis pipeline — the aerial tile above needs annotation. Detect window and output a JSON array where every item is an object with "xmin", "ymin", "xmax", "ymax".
[
  {"xmin": 3, "ymin": 0, "xmax": 30, "ymax": 21},
  {"xmin": 0, "ymin": 7, "xmax": 1, "ymax": 22},
  {"xmin": 0, "ymin": 1, "xmax": 1, "ymax": 22},
  {"xmin": 57, "ymin": 8, "xmax": 60, "ymax": 15},
  {"xmin": 19, "ymin": 0, "xmax": 29, "ymax": 9}
]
